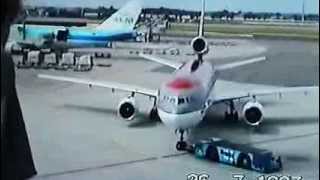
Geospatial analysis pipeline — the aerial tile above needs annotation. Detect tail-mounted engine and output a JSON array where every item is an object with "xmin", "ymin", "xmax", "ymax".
[{"xmin": 191, "ymin": 37, "xmax": 209, "ymax": 55}]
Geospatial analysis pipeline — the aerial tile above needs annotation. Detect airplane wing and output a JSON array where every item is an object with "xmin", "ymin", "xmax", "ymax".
[
  {"xmin": 212, "ymin": 86, "xmax": 318, "ymax": 104},
  {"xmin": 215, "ymin": 56, "xmax": 267, "ymax": 71},
  {"xmin": 38, "ymin": 74, "xmax": 158, "ymax": 97},
  {"xmin": 139, "ymin": 54, "xmax": 183, "ymax": 69}
]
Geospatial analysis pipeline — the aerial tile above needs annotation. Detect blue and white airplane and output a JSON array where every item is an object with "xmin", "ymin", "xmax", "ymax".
[{"xmin": 9, "ymin": 0, "xmax": 142, "ymax": 49}]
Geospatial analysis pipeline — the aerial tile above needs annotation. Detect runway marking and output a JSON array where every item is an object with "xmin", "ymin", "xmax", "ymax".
[
  {"xmin": 35, "ymin": 157, "xmax": 158, "ymax": 179},
  {"xmin": 161, "ymin": 152, "xmax": 188, "ymax": 158},
  {"xmin": 34, "ymin": 132, "xmax": 318, "ymax": 179}
]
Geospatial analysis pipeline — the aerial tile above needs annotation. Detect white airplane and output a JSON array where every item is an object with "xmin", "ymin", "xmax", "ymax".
[{"xmin": 38, "ymin": 0, "xmax": 318, "ymax": 151}]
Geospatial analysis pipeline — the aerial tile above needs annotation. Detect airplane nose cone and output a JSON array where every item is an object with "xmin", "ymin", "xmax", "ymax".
[
  {"xmin": 158, "ymin": 109, "xmax": 203, "ymax": 130},
  {"xmin": 166, "ymin": 78, "xmax": 200, "ymax": 92}
]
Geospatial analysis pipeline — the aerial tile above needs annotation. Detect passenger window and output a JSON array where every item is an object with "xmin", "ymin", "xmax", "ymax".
[
  {"xmin": 178, "ymin": 98, "xmax": 185, "ymax": 105},
  {"xmin": 170, "ymin": 97, "xmax": 176, "ymax": 104}
]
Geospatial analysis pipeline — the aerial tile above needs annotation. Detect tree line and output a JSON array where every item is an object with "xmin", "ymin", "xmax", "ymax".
[{"xmin": 24, "ymin": 6, "xmax": 319, "ymax": 22}]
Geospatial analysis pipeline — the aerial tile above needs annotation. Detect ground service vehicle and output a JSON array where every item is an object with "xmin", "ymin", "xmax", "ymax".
[
  {"xmin": 190, "ymin": 137, "xmax": 282, "ymax": 173},
  {"xmin": 74, "ymin": 54, "xmax": 94, "ymax": 72}
]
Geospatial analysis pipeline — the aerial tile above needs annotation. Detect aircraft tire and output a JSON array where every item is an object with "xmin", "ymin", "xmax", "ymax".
[
  {"xmin": 224, "ymin": 112, "xmax": 231, "ymax": 121},
  {"xmin": 206, "ymin": 145, "xmax": 219, "ymax": 161},
  {"xmin": 237, "ymin": 153, "xmax": 252, "ymax": 169},
  {"xmin": 176, "ymin": 141, "xmax": 187, "ymax": 151},
  {"xmin": 233, "ymin": 112, "xmax": 239, "ymax": 121}
]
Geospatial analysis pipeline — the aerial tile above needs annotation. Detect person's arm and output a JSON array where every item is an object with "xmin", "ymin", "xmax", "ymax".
[
  {"xmin": 1, "ymin": 97, "xmax": 7, "ymax": 129},
  {"xmin": 1, "ymin": 54, "xmax": 12, "ymax": 135}
]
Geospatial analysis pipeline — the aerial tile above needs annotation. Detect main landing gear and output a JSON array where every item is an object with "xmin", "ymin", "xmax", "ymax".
[
  {"xmin": 176, "ymin": 129, "xmax": 188, "ymax": 151},
  {"xmin": 149, "ymin": 97, "xmax": 159, "ymax": 121},
  {"xmin": 149, "ymin": 107, "xmax": 159, "ymax": 120},
  {"xmin": 225, "ymin": 101, "xmax": 239, "ymax": 121}
]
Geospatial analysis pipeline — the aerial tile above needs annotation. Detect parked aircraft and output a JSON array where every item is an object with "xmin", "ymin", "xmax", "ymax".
[{"xmin": 7, "ymin": 0, "xmax": 142, "ymax": 50}]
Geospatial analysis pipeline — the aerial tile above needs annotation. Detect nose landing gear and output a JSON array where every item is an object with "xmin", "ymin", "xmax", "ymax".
[{"xmin": 175, "ymin": 129, "xmax": 188, "ymax": 151}]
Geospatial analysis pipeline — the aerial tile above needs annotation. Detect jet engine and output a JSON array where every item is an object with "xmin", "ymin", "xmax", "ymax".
[
  {"xmin": 117, "ymin": 96, "xmax": 139, "ymax": 121},
  {"xmin": 242, "ymin": 100, "xmax": 264, "ymax": 126},
  {"xmin": 191, "ymin": 37, "xmax": 209, "ymax": 55}
]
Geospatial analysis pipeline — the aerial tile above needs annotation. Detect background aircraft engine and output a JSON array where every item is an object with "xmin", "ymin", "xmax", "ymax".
[
  {"xmin": 117, "ymin": 96, "xmax": 139, "ymax": 121},
  {"xmin": 242, "ymin": 100, "xmax": 264, "ymax": 126},
  {"xmin": 191, "ymin": 37, "xmax": 208, "ymax": 55}
]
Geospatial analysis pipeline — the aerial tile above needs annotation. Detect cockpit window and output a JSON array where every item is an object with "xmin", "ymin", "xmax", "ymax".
[
  {"xmin": 169, "ymin": 97, "xmax": 176, "ymax": 104},
  {"xmin": 163, "ymin": 96, "xmax": 169, "ymax": 101},
  {"xmin": 186, "ymin": 97, "xmax": 191, "ymax": 103},
  {"xmin": 178, "ymin": 98, "xmax": 185, "ymax": 105},
  {"xmin": 177, "ymin": 97, "xmax": 192, "ymax": 105},
  {"xmin": 162, "ymin": 95, "xmax": 193, "ymax": 105}
]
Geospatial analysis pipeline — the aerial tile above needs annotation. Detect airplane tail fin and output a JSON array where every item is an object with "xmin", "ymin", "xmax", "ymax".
[
  {"xmin": 96, "ymin": 0, "xmax": 142, "ymax": 31},
  {"xmin": 198, "ymin": 0, "xmax": 205, "ymax": 37},
  {"xmin": 190, "ymin": 0, "xmax": 208, "ymax": 59}
]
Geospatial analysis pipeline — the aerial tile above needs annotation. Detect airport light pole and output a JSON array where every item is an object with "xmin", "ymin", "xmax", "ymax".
[{"xmin": 302, "ymin": 0, "xmax": 305, "ymax": 24}]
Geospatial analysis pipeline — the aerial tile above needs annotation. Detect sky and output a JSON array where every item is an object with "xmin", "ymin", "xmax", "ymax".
[{"xmin": 24, "ymin": 0, "xmax": 319, "ymax": 14}]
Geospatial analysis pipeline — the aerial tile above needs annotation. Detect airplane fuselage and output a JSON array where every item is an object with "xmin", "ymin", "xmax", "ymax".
[
  {"xmin": 17, "ymin": 25, "xmax": 137, "ymax": 47},
  {"xmin": 157, "ymin": 60, "xmax": 218, "ymax": 130}
]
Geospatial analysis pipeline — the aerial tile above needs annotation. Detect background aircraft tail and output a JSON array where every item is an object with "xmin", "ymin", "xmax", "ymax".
[{"xmin": 96, "ymin": 0, "xmax": 142, "ymax": 31}]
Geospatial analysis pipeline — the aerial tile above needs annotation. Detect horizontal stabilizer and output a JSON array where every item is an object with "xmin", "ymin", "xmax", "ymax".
[
  {"xmin": 139, "ymin": 54, "xmax": 183, "ymax": 69},
  {"xmin": 216, "ymin": 56, "xmax": 267, "ymax": 71}
]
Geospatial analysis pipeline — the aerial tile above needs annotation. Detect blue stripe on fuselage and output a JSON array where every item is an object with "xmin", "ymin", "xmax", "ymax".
[
  {"xmin": 21, "ymin": 25, "xmax": 136, "ymax": 46},
  {"xmin": 68, "ymin": 32, "xmax": 135, "ymax": 42},
  {"xmin": 67, "ymin": 32, "xmax": 136, "ymax": 47}
]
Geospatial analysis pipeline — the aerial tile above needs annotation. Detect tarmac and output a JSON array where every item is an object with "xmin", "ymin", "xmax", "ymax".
[{"xmin": 12, "ymin": 37, "xmax": 318, "ymax": 180}]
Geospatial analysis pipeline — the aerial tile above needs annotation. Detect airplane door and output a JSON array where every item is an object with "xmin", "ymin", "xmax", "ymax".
[{"xmin": 56, "ymin": 29, "xmax": 69, "ymax": 41}]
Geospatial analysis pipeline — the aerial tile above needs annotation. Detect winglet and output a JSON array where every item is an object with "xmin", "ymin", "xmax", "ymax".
[{"xmin": 139, "ymin": 53, "xmax": 183, "ymax": 69}]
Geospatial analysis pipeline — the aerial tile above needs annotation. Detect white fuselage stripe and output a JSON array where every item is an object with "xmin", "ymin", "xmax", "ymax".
[{"xmin": 158, "ymin": 108, "xmax": 205, "ymax": 130}]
